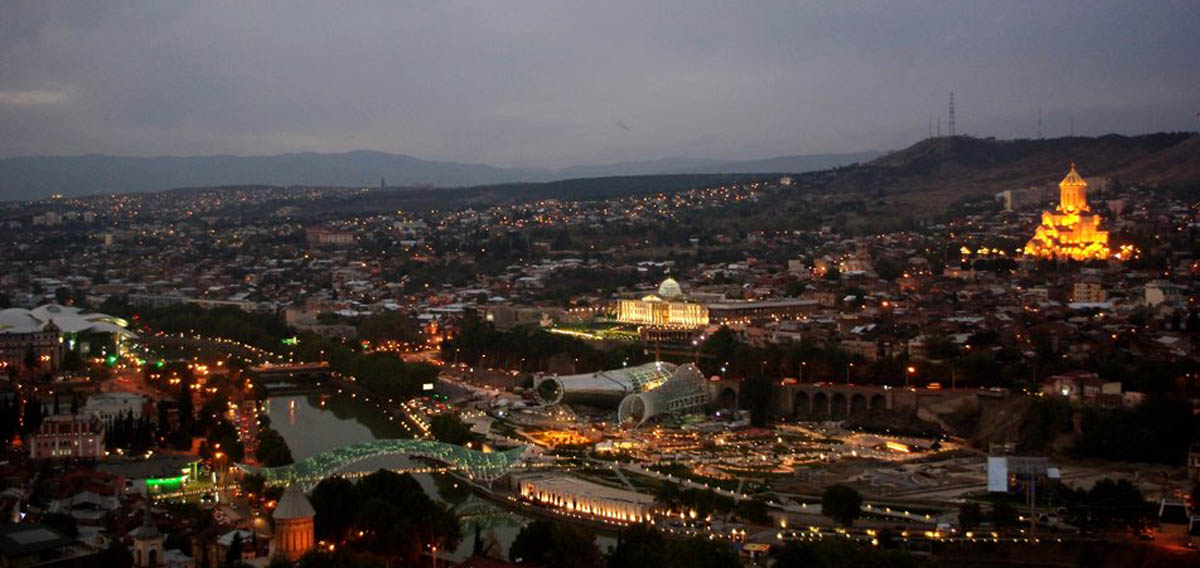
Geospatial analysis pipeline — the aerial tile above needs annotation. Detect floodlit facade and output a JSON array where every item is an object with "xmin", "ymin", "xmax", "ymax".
[
  {"xmin": 271, "ymin": 484, "xmax": 315, "ymax": 562},
  {"xmin": 617, "ymin": 364, "xmax": 711, "ymax": 427},
  {"xmin": 513, "ymin": 473, "xmax": 654, "ymax": 523},
  {"xmin": 535, "ymin": 361, "xmax": 676, "ymax": 406},
  {"xmin": 614, "ymin": 277, "xmax": 709, "ymax": 328},
  {"xmin": 616, "ymin": 296, "xmax": 709, "ymax": 327},
  {"xmin": 29, "ymin": 415, "xmax": 105, "ymax": 460},
  {"xmin": 1023, "ymin": 165, "xmax": 1112, "ymax": 261}
]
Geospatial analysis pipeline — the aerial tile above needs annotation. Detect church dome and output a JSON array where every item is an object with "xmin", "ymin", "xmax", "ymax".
[
  {"xmin": 1059, "ymin": 163, "xmax": 1087, "ymax": 189},
  {"xmin": 132, "ymin": 508, "xmax": 161, "ymax": 540},
  {"xmin": 657, "ymin": 278, "xmax": 683, "ymax": 299}
]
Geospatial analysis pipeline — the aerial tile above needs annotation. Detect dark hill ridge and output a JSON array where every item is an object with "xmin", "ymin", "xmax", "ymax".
[
  {"xmin": 824, "ymin": 132, "xmax": 1199, "ymax": 201},
  {"xmin": 3, "ymin": 133, "xmax": 1194, "ymax": 205},
  {"xmin": 0, "ymin": 149, "xmax": 877, "ymax": 202}
]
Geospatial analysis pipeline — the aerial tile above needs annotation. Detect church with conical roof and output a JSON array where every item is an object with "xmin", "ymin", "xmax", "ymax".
[
  {"xmin": 1023, "ymin": 164, "xmax": 1112, "ymax": 261},
  {"xmin": 270, "ymin": 484, "xmax": 315, "ymax": 562}
]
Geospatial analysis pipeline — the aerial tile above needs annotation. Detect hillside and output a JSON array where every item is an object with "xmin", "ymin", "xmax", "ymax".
[
  {"xmin": 812, "ymin": 132, "xmax": 1200, "ymax": 204},
  {"xmin": 0, "ymin": 149, "xmax": 876, "ymax": 202},
  {"xmin": 214, "ymin": 173, "xmax": 782, "ymax": 219}
]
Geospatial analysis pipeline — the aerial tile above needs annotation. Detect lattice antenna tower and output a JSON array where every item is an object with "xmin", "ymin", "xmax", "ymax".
[{"xmin": 948, "ymin": 91, "xmax": 956, "ymax": 136}]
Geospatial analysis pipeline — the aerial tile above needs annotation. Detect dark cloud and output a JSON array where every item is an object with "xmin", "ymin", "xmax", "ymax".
[{"xmin": 1, "ymin": 1, "xmax": 1197, "ymax": 166}]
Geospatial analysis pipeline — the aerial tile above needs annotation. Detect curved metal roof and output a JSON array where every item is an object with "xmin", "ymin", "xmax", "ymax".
[{"xmin": 0, "ymin": 304, "xmax": 133, "ymax": 337}]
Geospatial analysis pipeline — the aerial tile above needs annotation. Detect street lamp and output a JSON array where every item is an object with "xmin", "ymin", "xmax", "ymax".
[
  {"xmin": 906, "ymin": 366, "xmax": 915, "ymax": 389},
  {"xmin": 846, "ymin": 363, "xmax": 854, "ymax": 384},
  {"xmin": 799, "ymin": 361, "xmax": 807, "ymax": 383}
]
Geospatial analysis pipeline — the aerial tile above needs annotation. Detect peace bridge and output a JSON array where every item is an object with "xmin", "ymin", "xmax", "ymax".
[{"xmin": 238, "ymin": 439, "xmax": 529, "ymax": 489}]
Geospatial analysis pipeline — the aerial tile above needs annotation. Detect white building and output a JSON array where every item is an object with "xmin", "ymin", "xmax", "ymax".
[
  {"xmin": 513, "ymin": 473, "xmax": 654, "ymax": 523},
  {"xmin": 29, "ymin": 415, "xmax": 105, "ymax": 460},
  {"xmin": 83, "ymin": 392, "xmax": 146, "ymax": 421}
]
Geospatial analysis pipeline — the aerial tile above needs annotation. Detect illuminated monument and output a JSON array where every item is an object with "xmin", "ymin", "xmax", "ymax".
[
  {"xmin": 615, "ymin": 277, "xmax": 708, "ymax": 328},
  {"xmin": 1023, "ymin": 164, "xmax": 1111, "ymax": 261}
]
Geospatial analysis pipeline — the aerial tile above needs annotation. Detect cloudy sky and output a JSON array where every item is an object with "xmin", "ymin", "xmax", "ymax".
[{"xmin": 1, "ymin": 1, "xmax": 1197, "ymax": 167}]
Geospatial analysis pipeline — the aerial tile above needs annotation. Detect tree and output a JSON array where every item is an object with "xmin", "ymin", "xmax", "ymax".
[
  {"xmin": 738, "ymin": 374, "xmax": 775, "ymax": 427},
  {"xmin": 1086, "ymin": 478, "xmax": 1147, "ymax": 527},
  {"xmin": 735, "ymin": 498, "xmax": 771, "ymax": 525},
  {"xmin": 771, "ymin": 538, "xmax": 920, "ymax": 568},
  {"xmin": 958, "ymin": 502, "xmax": 983, "ymax": 529},
  {"xmin": 356, "ymin": 311, "xmax": 419, "ymax": 344},
  {"xmin": 178, "ymin": 376, "xmax": 194, "ymax": 435},
  {"xmin": 296, "ymin": 551, "xmax": 335, "ymax": 568},
  {"xmin": 347, "ymin": 470, "xmax": 461, "ymax": 564},
  {"xmin": 654, "ymin": 481, "xmax": 681, "ymax": 509},
  {"xmin": 240, "ymin": 474, "xmax": 266, "ymax": 497},
  {"xmin": 429, "ymin": 414, "xmax": 473, "ymax": 446},
  {"xmin": 309, "ymin": 476, "xmax": 357, "ymax": 541},
  {"xmin": 21, "ymin": 399, "xmax": 44, "ymax": 436},
  {"xmin": 991, "ymin": 501, "xmax": 1019, "ymax": 527},
  {"xmin": 510, "ymin": 520, "xmax": 599, "ymax": 568},
  {"xmin": 821, "ymin": 484, "xmax": 862, "ymax": 526},
  {"xmin": 254, "ymin": 427, "xmax": 294, "ymax": 467},
  {"xmin": 225, "ymin": 532, "xmax": 243, "ymax": 567},
  {"xmin": 607, "ymin": 523, "xmax": 667, "ymax": 568},
  {"xmin": 699, "ymin": 327, "xmax": 738, "ymax": 372},
  {"xmin": 668, "ymin": 536, "xmax": 740, "ymax": 568}
]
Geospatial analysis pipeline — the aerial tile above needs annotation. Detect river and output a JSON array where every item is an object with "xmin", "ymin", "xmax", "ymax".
[{"xmin": 264, "ymin": 394, "xmax": 532, "ymax": 562}]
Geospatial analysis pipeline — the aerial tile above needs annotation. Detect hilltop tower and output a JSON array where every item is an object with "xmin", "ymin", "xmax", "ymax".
[{"xmin": 948, "ymin": 91, "xmax": 956, "ymax": 136}]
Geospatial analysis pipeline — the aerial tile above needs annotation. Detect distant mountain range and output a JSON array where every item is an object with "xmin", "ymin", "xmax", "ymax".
[
  {"xmin": 6, "ymin": 132, "xmax": 1195, "ymax": 204},
  {"xmin": 0, "ymin": 150, "xmax": 881, "ymax": 201}
]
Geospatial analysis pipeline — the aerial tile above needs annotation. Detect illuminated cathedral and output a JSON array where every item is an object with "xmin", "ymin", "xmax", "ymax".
[{"xmin": 1023, "ymin": 164, "xmax": 1112, "ymax": 261}]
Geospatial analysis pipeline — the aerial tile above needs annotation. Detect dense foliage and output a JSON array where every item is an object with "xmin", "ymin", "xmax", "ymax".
[
  {"xmin": 254, "ymin": 426, "xmax": 295, "ymax": 467},
  {"xmin": 821, "ymin": 484, "xmax": 863, "ymax": 526},
  {"xmin": 607, "ymin": 524, "xmax": 741, "ymax": 568},
  {"xmin": 308, "ymin": 471, "xmax": 460, "ymax": 564},
  {"xmin": 1075, "ymin": 396, "xmax": 1199, "ymax": 464},
  {"xmin": 771, "ymin": 538, "xmax": 925, "ymax": 568},
  {"xmin": 441, "ymin": 311, "xmax": 649, "ymax": 373},
  {"xmin": 509, "ymin": 519, "xmax": 600, "ymax": 568},
  {"xmin": 428, "ymin": 414, "xmax": 473, "ymax": 446}
]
